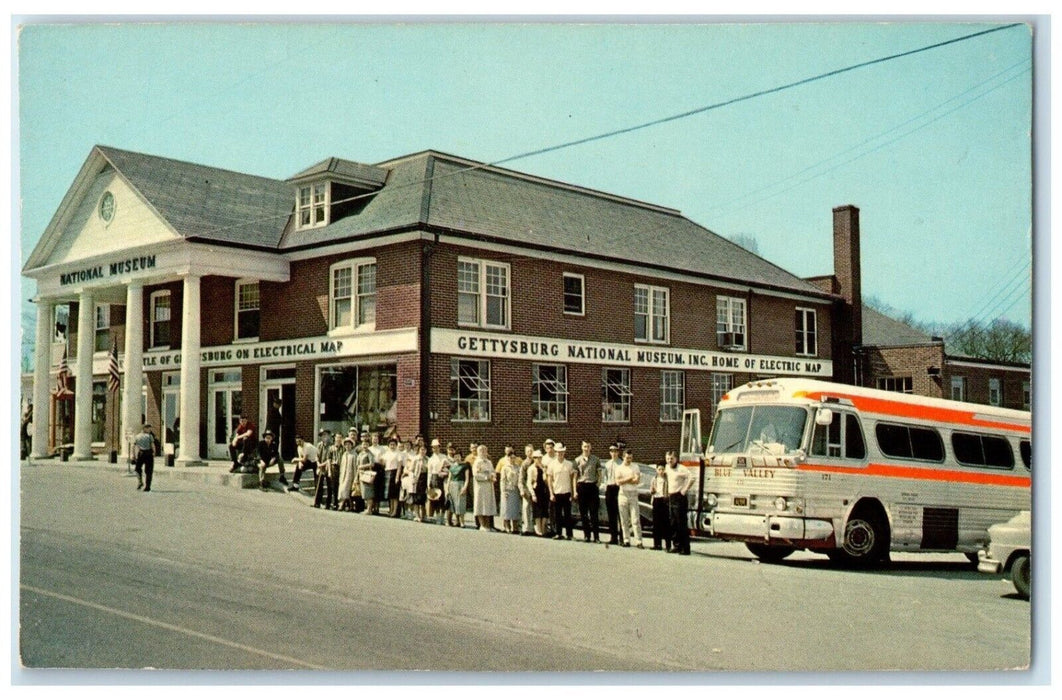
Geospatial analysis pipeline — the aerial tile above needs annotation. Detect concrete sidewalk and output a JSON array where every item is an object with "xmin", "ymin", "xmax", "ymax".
[{"xmin": 22, "ymin": 453, "xmax": 311, "ymax": 495}]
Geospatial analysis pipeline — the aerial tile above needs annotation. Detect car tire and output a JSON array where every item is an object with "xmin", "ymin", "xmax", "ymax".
[
  {"xmin": 746, "ymin": 542, "xmax": 795, "ymax": 562},
  {"xmin": 1011, "ymin": 554, "xmax": 1030, "ymax": 599}
]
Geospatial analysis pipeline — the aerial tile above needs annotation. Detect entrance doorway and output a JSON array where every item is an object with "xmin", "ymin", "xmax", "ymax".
[
  {"xmin": 261, "ymin": 366, "xmax": 296, "ymax": 461},
  {"xmin": 208, "ymin": 368, "xmax": 243, "ymax": 460},
  {"xmin": 161, "ymin": 372, "xmax": 180, "ymax": 457}
]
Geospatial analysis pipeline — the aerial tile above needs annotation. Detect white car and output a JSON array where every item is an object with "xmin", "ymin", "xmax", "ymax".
[{"xmin": 978, "ymin": 510, "xmax": 1031, "ymax": 600}]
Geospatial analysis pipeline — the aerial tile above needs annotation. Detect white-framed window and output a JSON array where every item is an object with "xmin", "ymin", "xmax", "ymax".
[
  {"xmin": 94, "ymin": 304, "xmax": 111, "ymax": 352},
  {"xmin": 1022, "ymin": 381, "xmax": 1030, "ymax": 410},
  {"xmin": 330, "ymin": 258, "xmax": 376, "ymax": 331},
  {"xmin": 988, "ymin": 377, "xmax": 1002, "ymax": 407},
  {"xmin": 150, "ymin": 291, "xmax": 171, "ymax": 349},
  {"xmin": 451, "ymin": 358, "xmax": 491, "ymax": 422},
  {"xmin": 795, "ymin": 307, "xmax": 818, "ymax": 356},
  {"xmin": 457, "ymin": 258, "xmax": 510, "ymax": 329},
  {"xmin": 297, "ymin": 182, "xmax": 329, "ymax": 229},
  {"xmin": 634, "ymin": 284, "xmax": 669, "ymax": 343},
  {"xmin": 660, "ymin": 370, "xmax": 685, "ymax": 423},
  {"xmin": 532, "ymin": 364, "xmax": 568, "ymax": 423},
  {"xmin": 563, "ymin": 273, "xmax": 585, "ymax": 316},
  {"xmin": 602, "ymin": 367, "xmax": 632, "ymax": 423},
  {"xmin": 950, "ymin": 376, "xmax": 967, "ymax": 402},
  {"xmin": 234, "ymin": 279, "xmax": 260, "ymax": 341},
  {"xmin": 877, "ymin": 376, "xmax": 914, "ymax": 394},
  {"xmin": 711, "ymin": 373, "xmax": 733, "ymax": 412},
  {"xmin": 717, "ymin": 296, "xmax": 747, "ymax": 350}
]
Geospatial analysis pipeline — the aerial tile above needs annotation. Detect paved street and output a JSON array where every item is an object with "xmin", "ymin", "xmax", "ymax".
[{"xmin": 19, "ymin": 459, "xmax": 1031, "ymax": 675}]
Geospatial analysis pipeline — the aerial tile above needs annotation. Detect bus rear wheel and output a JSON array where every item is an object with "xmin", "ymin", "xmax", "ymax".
[{"xmin": 746, "ymin": 543, "xmax": 796, "ymax": 562}]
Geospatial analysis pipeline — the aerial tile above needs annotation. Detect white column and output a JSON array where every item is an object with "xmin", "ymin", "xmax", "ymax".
[
  {"xmin": 72, "ymin": 290, "xmax": 95, "ymax": 460},
  {"xmin": 121, "ymin": 281, "xmax": 144, "ymax": 460},
  {"xmin": 176, "ymin": 274, "xmax": 203, "ymax": 466},
  {"xmin": 30, "ymin": 299, "xmax": 54, "ymax": 459}
]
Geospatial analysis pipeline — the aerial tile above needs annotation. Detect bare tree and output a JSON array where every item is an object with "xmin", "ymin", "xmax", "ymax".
[{"xmin": 944, "ymin": 318, "xmax": 1031, "ymax": 364}]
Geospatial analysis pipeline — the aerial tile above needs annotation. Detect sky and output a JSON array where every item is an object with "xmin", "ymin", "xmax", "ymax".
[{"xmin": 13, "ymin": 20, "xmax": 1035, "ymax": 367}]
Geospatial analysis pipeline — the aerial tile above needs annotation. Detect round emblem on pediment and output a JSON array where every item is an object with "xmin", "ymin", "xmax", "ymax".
[{"xmin": 98, "ymin": 191, "xmax": 116, "ymax": 223}]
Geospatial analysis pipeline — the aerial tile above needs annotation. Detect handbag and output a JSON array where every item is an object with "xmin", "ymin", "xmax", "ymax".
[{"xmin": 359, "ymin": 470, "xmax": 375, "ymax": 485}]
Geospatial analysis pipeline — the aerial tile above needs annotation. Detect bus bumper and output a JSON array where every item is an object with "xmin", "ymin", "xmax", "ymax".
[{"xmin": 712, "ymin": 512, "xmax": 835, "ymax": 543}]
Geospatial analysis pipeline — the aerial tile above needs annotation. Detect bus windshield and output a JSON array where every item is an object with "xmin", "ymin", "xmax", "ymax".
[{"xmin": 708, "ymin": 405, "xmax": 809, "ymax": 456}]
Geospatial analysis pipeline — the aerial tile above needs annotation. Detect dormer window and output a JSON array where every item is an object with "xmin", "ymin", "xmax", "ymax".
[{"xmin": 297, "ymin": 182, "xmax": 330, "ymax": 229}]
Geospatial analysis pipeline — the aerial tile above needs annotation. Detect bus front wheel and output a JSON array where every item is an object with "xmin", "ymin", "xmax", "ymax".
[
  {"xmin": 746, "ymin": 543, "xmax": 796, "ymax": 562},
  {"xmin": 831, "ymin": 510, "xmax": 888, "ymax": 566}
]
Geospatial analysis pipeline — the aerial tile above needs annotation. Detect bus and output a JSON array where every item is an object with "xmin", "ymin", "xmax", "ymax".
[{"xmin": 679, "ymin": 378, "xmax": 1031, "ymax": 565}]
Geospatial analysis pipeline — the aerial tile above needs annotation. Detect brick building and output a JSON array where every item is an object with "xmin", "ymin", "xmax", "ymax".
[{"xmin": 25, "ymin": 145, "xmax": 855, "ymax": 462}]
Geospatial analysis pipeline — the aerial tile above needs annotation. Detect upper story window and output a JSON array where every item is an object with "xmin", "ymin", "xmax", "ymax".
[
  {"xmin": 988, "ymin": 377, "xmax": 1002, "ymax": 407},
  {"xmin": 235, "ymin": 279, "xmax": 260, "ymax": 341},
  {"xmin": 950, "ymin": 376, "xmax": 966, "ymax": 402},
  {"xmin": 150, "ymin": 291, "xmax": 171, "ymax": 349},
  {"xmin": 717, "ymin": 296, "xmax": 747, "ymax": 350},
  {"xmin": 297, "ymin": 182, "xmax": 330, "ymax": 230},
  {"xmin": 795, "ymin": 308, "xmax": 818, "ymax": 356},
  {"xmin": 330, "ymin": 258, "xmax": 376, "ymax": 332},
  {"xmin": 634, "ymin": 284, "xmax": 669, "ymax": 344},
  {"xmin": 458, "ymin": 258, "xmax": 510, "ymax": 329},
  {"xmin": 94, "ymin": 304, "xmax": 111, "ymax": 353},
  {"xmin": 563, "ymin": 273, "xmax": 585, "ymax": 315}
]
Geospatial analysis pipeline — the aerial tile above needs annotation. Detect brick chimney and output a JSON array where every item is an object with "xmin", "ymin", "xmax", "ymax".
[{"xmin": 832, "ymin": 205, "xmax": 863, "ymax": 384}]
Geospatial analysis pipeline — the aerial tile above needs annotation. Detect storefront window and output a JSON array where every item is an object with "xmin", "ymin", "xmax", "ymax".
[{"xmin": 318, "ymin": 364, "xmax": 397, "ymax": 436}]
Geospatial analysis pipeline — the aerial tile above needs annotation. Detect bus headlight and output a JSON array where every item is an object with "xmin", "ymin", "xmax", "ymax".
[
  {"xmin": 706, "ymin": 493, "xmax": 718, "ymax": 508},
  {"xmin": 774, "ymin": 496, "xmax": 788, "ymax": 511}
]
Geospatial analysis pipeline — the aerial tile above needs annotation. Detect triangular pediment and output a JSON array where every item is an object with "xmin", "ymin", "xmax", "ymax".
[{"xmin": 24, "ymin": 147, "xmax": 182, "ymax": 273}]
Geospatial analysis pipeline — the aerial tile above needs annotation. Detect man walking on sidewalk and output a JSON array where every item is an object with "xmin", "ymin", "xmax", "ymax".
[{"xmin": 133, "ymin": 423, "xmax": 156, "ymax": 492}]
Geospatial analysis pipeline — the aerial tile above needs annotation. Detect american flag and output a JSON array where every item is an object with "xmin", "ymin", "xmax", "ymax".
[
  {"xmin": 107, "ymin": 340, "xmax": 121, "ymax": 393},
  {"xmin": 54, "ymin": 349, "xmax": 72, "ymax": 397}
]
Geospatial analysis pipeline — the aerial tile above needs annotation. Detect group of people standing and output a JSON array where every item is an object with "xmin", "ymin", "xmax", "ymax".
[{"xmin": 272, "ymin": 429, "xmax": 694, "ymax": 556}]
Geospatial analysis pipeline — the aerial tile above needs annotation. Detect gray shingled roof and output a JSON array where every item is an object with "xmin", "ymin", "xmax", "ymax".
[
  {"xmin": 861, "ymin": 304, "xmax": 935, "ymax": 347},
  {"xmin": 287, "ymin": 157, "xmax": 389, "ymax": 188},
  {"xmin": 91, "ymin": 147, "xmax": 834, "ymax": 298},
  {"xmin": 98, "ymin": 145, "xmax": 294, "ymax": 248}
]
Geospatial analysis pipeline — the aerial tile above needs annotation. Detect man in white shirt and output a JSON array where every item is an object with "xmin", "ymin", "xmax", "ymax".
[
  {"xmin": 615, "ymin": 449, "xmax": 644, "ymax": 548},
  {"xmin": 665, "ymin": 450, "xmax": 692, "ymax": 555},
  {"xmin": 288, "ymin": 436, "xmax": 319, "ymax": 492},
  {"xmin": 541, "ymin": 438, "xmax": 559, "ymax": 535},
  {"xmin": 547, "ymin": 443, "xmax": 576, "ymax": 540}
]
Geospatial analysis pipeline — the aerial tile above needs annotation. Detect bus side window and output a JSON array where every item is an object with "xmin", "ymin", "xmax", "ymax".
[
  {"xmin": 845, "ymin": 413, "xmax": 866, "ymax": 460},
  {"xmin": 1020, "ymin": 439, "xmax": 1031, "ymax": 469}
]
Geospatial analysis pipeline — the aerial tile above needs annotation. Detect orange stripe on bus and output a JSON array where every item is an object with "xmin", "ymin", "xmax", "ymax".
[
  {"xmin": 797, "ymin": 391, "xmax": 1030, "ymax": 434},
  {"xmin": 797, "ymin": 462, "xmax": 1031, "ymax": 488}
]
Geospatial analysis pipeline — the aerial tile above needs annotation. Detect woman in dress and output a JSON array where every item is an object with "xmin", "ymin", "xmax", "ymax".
[
  {"xmin": 447, "ymin": 443, "xmax": 470, "ymax": 528},
  {"xmin": 356, "ymin": 440, "xmax": 377, "ymax": 514},
  {"xmin": 408, "ymin": 442, "xmax": 428, "ymax": 522},
  {"xmin": 499, "ymin": 447, "xmax": 522, "ymax": 533},
  {"xmin": 527, "ymin": 450, "xmax": 550, "ymax": 536},
  {"xmin": 471, "ymin": 444, "xmax": 497, "ymax": 531},
  {"xmin": 336, "ymin": 437, "xmax": 357, "ymax": 512}
]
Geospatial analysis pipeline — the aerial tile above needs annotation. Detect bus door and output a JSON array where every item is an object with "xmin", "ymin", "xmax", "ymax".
[{"xmin": 680, "ymin": 409, "xmax": 707, "ymax": 533}]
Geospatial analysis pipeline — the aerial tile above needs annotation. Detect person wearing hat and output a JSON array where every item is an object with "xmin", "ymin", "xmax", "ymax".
[
  {"xmin": 336, "ymin": 436, "xmax": 358, "ymax": 511},
  {"xmin": 425, "ymin": 439, "xmax": 449, "ymax": 524},
  {"xmin": 256, "ymin": 430, "xmax": 283, "ymax": 490},
  {"xmin": 132, "ymin": 423, "xmax": 156, "ymax": 492},
  {"xmin": 546, "ymin": 443, "xmax": 576, "ymax": 540},
  {"xmin": 526, "ymin": 450, "xmax": 550, "ymax": 536},
  {"xmin": 313, "ymin": 429, "xmax": 336, "ymax": 509},
  {"xmin": 541, "ymin": 439, "xmax": 559, "ymax": 536},
  {"xmin": 603, "ymin": 444, "xmax": 625, "ymax": 545},
  {"xmin": 356, "ymin": 434, "xmax": 378, "ymax": 514}
]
